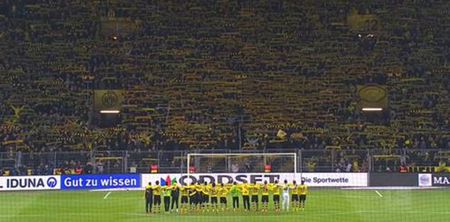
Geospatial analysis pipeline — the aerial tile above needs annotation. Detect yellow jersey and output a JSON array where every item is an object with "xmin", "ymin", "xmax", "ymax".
[
  {"xmin": 291, "ymin": 184, "xmax": 299, "ymax": 195},
  {"xmin": 298, "ymin": 185, "xmax": 308, "ymax": 195},
  {"xmin": 180, "ymin": 186, "xmax": 189, "ymax": 197},
  {"xmin": 195, "ymin": 184, "xmax": 202, "ymax": 193},
  {"xmin": 240, "ymin": 184, "xmax": 250, "ymax": 196},
  {"xmin": 201, "ymin": 184, "xmax": 210, "ymax": 195},
  {"xmin": 218, "ymin": 187, "xmax": 228, "ymax": 198},
  {"xmin": 188, "ymin": 185, "xmax": 197, "ymax": 196},
  {"xmin": 270, "ymin": 184, "xmax": 280, "ymax": 195},
  {"xmin": 153, "ymin": 185, "xmax": 162, "ymax": 196},
  {"xmin": 261, "ymin": 184, "xmax": 270, "ymax": 196},
  {"xmin": 249, "ymin": 184, "xmax": 260, "ymax": 196},
  {"xmin": 144, "ymin": 185, "xmax": 152, "ymax": 198},
  {"xmin": 210, "ymin": 186, "xmax": 219, "ymax": 197}
]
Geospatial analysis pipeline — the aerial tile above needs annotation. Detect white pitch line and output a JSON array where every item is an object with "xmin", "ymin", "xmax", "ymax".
[
  {"xmin": 375, "ymin": 190, "xmax": 383, "ymax": 198},
  {"xmin": 103, "ymin": 191, "xmax": 112, "ymax": 200}
]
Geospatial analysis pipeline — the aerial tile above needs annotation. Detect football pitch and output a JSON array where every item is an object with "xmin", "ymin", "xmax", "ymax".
[{"xmin": 0, "ymin": 188, "xmax": 448, "ymax": 222}]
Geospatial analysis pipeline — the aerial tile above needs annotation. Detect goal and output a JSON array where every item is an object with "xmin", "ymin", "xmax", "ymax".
[{"xmin": 187, "ymin": 152, "xmax": 297, "ymax": 176}]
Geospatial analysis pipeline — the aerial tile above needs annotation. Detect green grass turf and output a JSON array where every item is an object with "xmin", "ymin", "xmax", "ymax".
[{"xmin": 0, "ymin": 188, "xmax": 449, "ymax": 222}]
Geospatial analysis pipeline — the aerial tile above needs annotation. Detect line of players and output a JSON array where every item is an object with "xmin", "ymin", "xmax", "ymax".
[{"xmin": 144, "ymin": 179, "xmax": 308, "ymax": 214}]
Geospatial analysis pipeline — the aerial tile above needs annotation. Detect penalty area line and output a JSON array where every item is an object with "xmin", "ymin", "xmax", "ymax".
[
  {"xmin": 103, "ymin": 191, "xmax": 112, "ymax": 200},
  {"xmin": 375, "ymin": 190, "xmax": 383, "ymax": 198}
]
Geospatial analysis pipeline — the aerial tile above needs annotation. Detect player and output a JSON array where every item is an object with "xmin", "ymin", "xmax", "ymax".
[
  {"xmin": 240, "ymin": 181, "xmax": 250, "ymax": 211},
  {"xmin": 210, "ymin": 182, "xmax": 219, "ymax": 212},
  {"xmin": 261, "ymin": 181, "xmax": 270, "ymax": 212},
  {"xmin": 195, "ymin": 181, "xmax": 203, "ymax": 211},
  {"xmin": 281, "ymin": 180, "xmax": 290, "ymax": 211},
  {"xmin": 180, "ymin": 184, "xmax": 189, "ymax": 214},
  {"xmin": 170, "ymin": 183, "xmax": 180, "ymax": 213},
  {"xmin": 162, "ymin": 185, "xmax": 171, "ymax": 213},
  {"xmin": 153, "ymin": 180, "xmax": 162, "ymax": 213},
  {"xmin": 230, "ymin": 182, "xmax": 240, "ymax": 211},
  {"xmin": 201, "ymin": 181, "xmax": 210, "ymax": 212},
  {"xmin": 270, "ymin": 180, "xmax": 280, "ymax": 212},
  {"xmin": 144, "ymin": 182, "xmax": 153, "ymax": 214},
  {"xmin": 188, "ymin": 181, "xmax": 198, "ymax": 211},
  {"xmin": 298, "ymin": 179, "xmax": 308, "ymax": 210},
  {"xmin": 218, "ymin": 183, "xmax": 228, "ymax": 211},
  {"xmin": 291, "ymin": 180, "xmax": 299, "ymax": 211},
  {"xmin": 250, "ymin": 181, "xmax": 260, "ymax": 211}
]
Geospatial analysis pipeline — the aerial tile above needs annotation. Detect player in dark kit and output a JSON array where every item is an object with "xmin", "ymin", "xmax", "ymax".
[
  {"xmin": 171, "ymin": 184, "xmax": 180, "ymax": 213},
  {"xmin": 144, "ymin": 182, "xmax": 153, "ymax": 214}
]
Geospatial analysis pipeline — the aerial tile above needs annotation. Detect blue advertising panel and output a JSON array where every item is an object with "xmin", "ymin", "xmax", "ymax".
[{"xmin": 61, "ymin": 174, "xmax": 141, "ymax": 190}]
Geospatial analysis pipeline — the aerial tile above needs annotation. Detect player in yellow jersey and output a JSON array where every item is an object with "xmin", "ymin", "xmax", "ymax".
[
  {"xmin": 188, "ymin": 182, "xmax": 198, "ymax": 211},
  {"xmin": 270, "ymin": 180, "xmax": 281, "ymax": 212},
  {"xmin": 218, "ymin": 183, "xmax": 229, "ymax": 211},
  {"xmin": 201, "ymin": 181, "xmax": 211, "ymax": 212},
  {"xmin": 209, "ymin": 182, "xmax": 219, "ymax": 212},
  {"xmin": 298, "ymin": 179, "xmax": 308, "ymax": 210},
  {"xmin": 180, "ymin": 184, "xmax": 189, "ymax": 213},
  {"xmin": 144, "ymin": 182, "xmax": 153, "ymax": 214},
  {"xmin": 261, "ymin": 181, "xmax": 270, "ymax": 212},
  {"xmin": 240, "ymin": 182, "xmax": 250, "ymax": 211},
  {"xmin": 195, "ymin": 182, "xmax": 203, "ymax": 211},
  {"xmin": 152, "ymin": 180, "xmax": 162, "ymax": 213},
  {"xmin": 226, "ymin": 182, "xmax": 233, "ymax": 189},
  {"xmin": 249, "ymin": 182, "xmax": 260, "ymax": 211},
  {"xmin": 291, "ymin": 180, "xmax": 299, "ymax": 211}
]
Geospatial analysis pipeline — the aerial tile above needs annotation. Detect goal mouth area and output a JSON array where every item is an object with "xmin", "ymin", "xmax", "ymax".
[{"xmin": 186, "ymin": 152, "xmax": 298, "ymax": 175}]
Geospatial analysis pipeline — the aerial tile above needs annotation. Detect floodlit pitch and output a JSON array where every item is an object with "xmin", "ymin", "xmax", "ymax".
[{"xmin": 0, "ymin": 188, "xmax": 448, "ymax": 222}]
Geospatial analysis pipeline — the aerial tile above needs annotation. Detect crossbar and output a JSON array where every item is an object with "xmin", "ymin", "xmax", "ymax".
[{"xmin": 187, "ymin": 152, "xmax": 297, "ymax": 179}]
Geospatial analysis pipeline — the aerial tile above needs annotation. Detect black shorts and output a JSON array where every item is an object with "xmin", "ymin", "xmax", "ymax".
[
  {"xmin": 211, "ymin": 197, "xmax": 218, "ymax": 204},
  {"xmin": 299, "ymin": 195, "xmax": 306, "ymax": 202},
  {"xmin": 154, "ymin": 195, "xmax": 161, "ymax": 205},
  {"xmin": 203, "ymin": 194, "xmax": 210, "ymax": 203},
  {"xmin": 251, "ymin": 195, "xmax": 258, "ymax": 203},
  {"xmin": 189, "ymin": 195, "xmax": 196, "ymax": 205},
  {"xmin": 196, "ymin": 193, "xmax": 202, "ymax": 204},
  {"xmin": 273, "ymin": 195, "xmax": 280, "ymax": 203},
  {"xmin": 220, "ymin": 197, "xmax": 227, "ymax": 204},
  {"xmin": 261, "ymin": 195, "xmax": 269, "ymax": 203},
  {"xmin": 181, "ymin": 196, "xmax": 189, "ymax": 204},
  {"xmin": 292, "ymin": 194, "xmax": 299, "ymax": 201}
]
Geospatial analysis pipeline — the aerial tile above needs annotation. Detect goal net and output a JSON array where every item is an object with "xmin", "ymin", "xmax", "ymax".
[{"xmin": 187, "ymin": 153, "xmax": 297, "ymax": 178}]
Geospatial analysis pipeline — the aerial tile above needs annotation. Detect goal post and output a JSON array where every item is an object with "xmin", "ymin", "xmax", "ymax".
[{"xmin": 186, "ymin": 153, "xmax": 298, "ymax": 182}]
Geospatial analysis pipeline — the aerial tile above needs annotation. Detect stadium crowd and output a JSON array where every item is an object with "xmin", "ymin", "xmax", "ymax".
[{"xmin": 0, "ymin": 1, "xmax": 449, "ymax": 174}]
